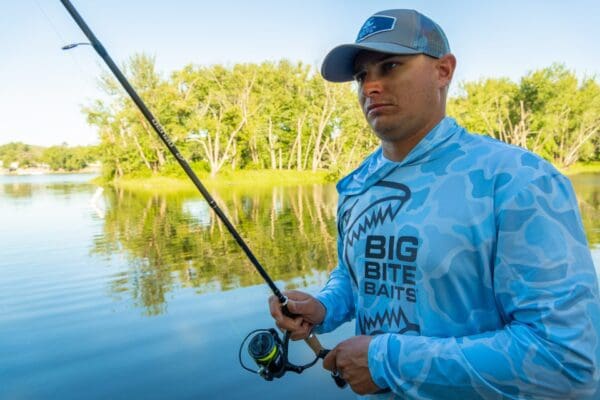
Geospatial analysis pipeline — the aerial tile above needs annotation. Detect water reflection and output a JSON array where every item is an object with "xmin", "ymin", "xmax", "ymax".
[
  {"xmin": 1, "ymin": 183, "xmax": 34, "ymax": 198},
  {"xmin": 3, "ymin": 172, "xmax": 597, "ymax": 317},
  {"xmin": 92, "ymin": 185, "xmax": 339, "ymax": 315},
  {"xmin": 0, "ymin": 174, "xmax": 97, "ymax": 199},
  {"xmin": 92, "ymin": 174, "xmax": 600, "ymax": 315},
  {"xmin": 4, "ymin": 173, "xmax": 595, "ymax": 399},
  {"xmin": 570, "ymin": 173, "xmax": 600, "ymax": 245}
]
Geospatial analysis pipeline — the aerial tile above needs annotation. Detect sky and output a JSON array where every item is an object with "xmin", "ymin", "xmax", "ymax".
[{"xmin": 1, "ymin": 0, "xmax": 599, "ymax": 147}]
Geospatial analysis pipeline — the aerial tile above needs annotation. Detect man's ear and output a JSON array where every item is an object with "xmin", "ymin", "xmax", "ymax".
[{"xmin": 437, "ymin": 53, "xmax": 456, "ymax": 88}]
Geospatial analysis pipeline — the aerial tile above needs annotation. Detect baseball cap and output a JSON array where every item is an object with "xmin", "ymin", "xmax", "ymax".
[{"xmin": 321, "ymin": 9, "xmax": 450, "ymax": 82}]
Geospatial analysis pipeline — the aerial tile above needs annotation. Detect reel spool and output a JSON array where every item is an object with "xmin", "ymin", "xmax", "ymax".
[{"xmin": 239, "ymin": 328, "xmax": 320, "ymax": 381}]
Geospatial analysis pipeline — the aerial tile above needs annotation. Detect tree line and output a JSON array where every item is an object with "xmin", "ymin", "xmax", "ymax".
[
  {"xmin": 6, "ymin": 57, "xmax": 599, "ymax": 177},
  {"xmin": 87, "ymin": 56, "xmax": 599, "ymax": 179},
  {"xmin": 85, "ymin": 55, "xmax": 379, "ymax": 179},
  {"xmin": 0, "ymin": 142, "xmax": 99, "ymax": 171},
  {"xmin": 448, "ymin": 64, "xmax": 600, "ymax": 167}
]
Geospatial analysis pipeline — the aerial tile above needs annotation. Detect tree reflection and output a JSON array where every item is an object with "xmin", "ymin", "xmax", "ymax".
[
  {"xmin": 1, "ymin": 183, "xmax": 34, "ymax": 198},
  {"xmin": 93, "ymin": 184, "xmax": 338, "ymax": 315},
  {"xmin": 0, "ymin": 182, "xmax": 91, "ymax": 199},
  {"xmin": 91, "ymin": 175, "xmax": 600, "ymax": 315},
  {"xmin": 571, "ymin": 174, "xmax": 600, "ymax": 245}
]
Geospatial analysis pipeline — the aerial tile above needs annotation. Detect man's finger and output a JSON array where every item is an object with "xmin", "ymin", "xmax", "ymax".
[
  {"xmin": 275, "ymin": 312, "xmax": 304, "ymax": 332},
  {"xmin": 290, "ymin": 322, "xmax": 312, "ymax": 340},
  {"xmin": 286, "ymin": 299, "xmax": 303, "ymax": 315},
  {"xmin": 322, "ymin": 346, "xmax": 337, "ymax": 371},
  {"xmin": 270, "ymin": 296, "xmax": 299, "ymax": 324},
  {"xmin": 268, "ymin": 295, "xmax": 283, "ymax": 318},
  {"xmin": 275, "ymin": 320, "xmax": 286, "ymax": 332}
]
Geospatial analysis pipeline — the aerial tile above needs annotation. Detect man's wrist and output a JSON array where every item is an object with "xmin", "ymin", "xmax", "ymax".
[
  {"xmin": 312, "ymin": 295, "xmax": 330, "ymax": 333},
  {"xmin": 368, "ymin": 333, "xmax": 391, "ymax": 390}
]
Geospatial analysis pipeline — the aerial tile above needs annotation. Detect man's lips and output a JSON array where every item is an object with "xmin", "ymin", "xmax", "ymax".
[{"xmin": 366, "ymin": 103, "xmax": 394, "ymax": 116}]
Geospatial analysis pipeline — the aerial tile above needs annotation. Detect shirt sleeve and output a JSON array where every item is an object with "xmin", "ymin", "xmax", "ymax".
[
  {"xmin": 314, "ymin": 213, "xmax": 356, "ymax": 334},
  {"xmin": 368, "ymin": 173, "xmax": 600, "ymax": 399}
]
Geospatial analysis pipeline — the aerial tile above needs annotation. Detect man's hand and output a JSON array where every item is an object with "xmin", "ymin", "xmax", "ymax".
[
  {"xmin": 268, "ymin": 290, "xmax": 326, "ymax": 340},
  {"xmin": 323, "ymin": 335, "xmax": 381, "ymax": 395}
]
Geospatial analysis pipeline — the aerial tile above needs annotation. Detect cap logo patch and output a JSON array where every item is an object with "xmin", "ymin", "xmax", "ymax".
[{"xmin": 356, "ymin": 15, "xmax": 396, "ymax": 42}]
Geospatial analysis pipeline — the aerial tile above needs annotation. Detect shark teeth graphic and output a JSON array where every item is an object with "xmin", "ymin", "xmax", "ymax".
[
  {"xmin": 358, "ymin": 305, "xmax": 420, "ymax": 335},
  {"xmin": 341, "ymin": 183, "xmax": 411, "ymax": 287},
  {"xmin": 346, "ymin": 200, "xmax": 404, "ymax": 247}
]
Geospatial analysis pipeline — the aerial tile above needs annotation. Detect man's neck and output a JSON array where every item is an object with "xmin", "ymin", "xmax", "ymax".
[{"xmin": 381, "ymin": 116, "xmax": 444, "ymax": 162}]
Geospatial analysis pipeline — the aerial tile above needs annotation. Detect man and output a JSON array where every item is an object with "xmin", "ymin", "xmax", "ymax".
[{"xmin": 270, "ymin": 9, "xmax": 600, "ymax": 399}]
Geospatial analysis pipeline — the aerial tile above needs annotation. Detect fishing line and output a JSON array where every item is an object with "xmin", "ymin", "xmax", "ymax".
[{"xmin": 33, "ymin": 0, "xmax": 92, "ymax": 87}]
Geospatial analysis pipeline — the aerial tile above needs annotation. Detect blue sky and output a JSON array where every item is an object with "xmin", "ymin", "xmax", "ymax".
[{"xmin": 2, "ymin": 0, "xmax": 599, "ymax": 146}]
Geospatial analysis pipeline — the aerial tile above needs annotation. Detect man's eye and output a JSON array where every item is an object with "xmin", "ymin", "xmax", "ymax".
[
  {"xmin": 382, "ymin": 62, "xmax": 399, "ymax": 72},
  {"xmin": 353, "ymin": 72, "xmax": 366, "ymax": 83}
]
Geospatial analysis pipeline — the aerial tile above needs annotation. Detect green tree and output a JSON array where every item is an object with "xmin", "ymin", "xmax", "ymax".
[
  {"xmin": 174, "ymin": 63, "xmax": 258, "ymax": 176},
  {"xmin": 449, "ymin": 64, "xmax": 600, "ymax": 167},
  {"xmin": 84, "ymin": 56, "xmax": 381, "ymax": 178},
  {"xmin": 85, "ymin": 56, "xmax": 599, "ymax": 178},
  {"xmin": 449, "ymin": 79, "xmax": 526, "ymax": 145},
  {"xmin": 85, "ymin": 54, "xmax": 182, "ymax": 178},
  {"xmin": 523, "ymin": 66, "xmax": 600, "ymax": 166},
  {"xmin": 0, "ymin": 142, "xmax": 43, "ymax": 168},
  {"xmin": 41, "ymin": 144, "xmax": 96, "ymax": 171}
]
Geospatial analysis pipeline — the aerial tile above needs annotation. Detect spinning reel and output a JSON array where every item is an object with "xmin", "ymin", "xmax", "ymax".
[{"xmin": 239, "ymin": 328, "xmax": 345, "ymax": 387}]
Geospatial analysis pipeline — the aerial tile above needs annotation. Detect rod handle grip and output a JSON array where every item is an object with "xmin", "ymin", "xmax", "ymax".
[
  {"xmin": 304, "ymin": 334, "xmax": 324, "ymax": 356},
  {"xmin": 281, "ymin": 304, "xmax": 297, "ymax": 318}
]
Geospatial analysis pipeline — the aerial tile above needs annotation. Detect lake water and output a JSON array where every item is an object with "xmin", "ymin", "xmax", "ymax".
[{"xmin": 1, "ymin": 173, "xmax": 598, "ymax": 399}]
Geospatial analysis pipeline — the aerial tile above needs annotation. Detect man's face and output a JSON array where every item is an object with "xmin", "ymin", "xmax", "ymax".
[{"xmin": 353, "ymin": 51, "xmax": 444, "ymax": 144}]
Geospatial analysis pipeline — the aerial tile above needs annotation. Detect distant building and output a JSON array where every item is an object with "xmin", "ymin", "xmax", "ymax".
[{"xmin": 9, "ymin": 161, "xmax": 19, "ymax": 171}]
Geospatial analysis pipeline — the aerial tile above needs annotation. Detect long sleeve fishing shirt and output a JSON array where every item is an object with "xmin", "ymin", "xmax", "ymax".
[{"xmin": 314, "ymin": 117, "xmax": 600, "ymax": 399}]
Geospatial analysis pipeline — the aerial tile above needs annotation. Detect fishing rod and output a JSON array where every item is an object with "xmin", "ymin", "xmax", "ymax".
[{"xmin": 58, "ymin": 0, "xmax": 344, "ymax": 388}]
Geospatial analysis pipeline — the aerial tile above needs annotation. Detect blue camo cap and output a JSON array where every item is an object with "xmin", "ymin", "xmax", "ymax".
[{"xmin": 321, "ymin": 9, "xmax": 450, "ymax": 82}]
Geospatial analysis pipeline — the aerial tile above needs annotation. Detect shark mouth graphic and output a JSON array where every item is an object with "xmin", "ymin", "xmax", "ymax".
[
  {"xmin": 342, "ymin": 181, "xmax": 411, "ymax": 286},
  {"xmin": 358, "ymin": 305, "xmax": 420, "ymax": 335}
]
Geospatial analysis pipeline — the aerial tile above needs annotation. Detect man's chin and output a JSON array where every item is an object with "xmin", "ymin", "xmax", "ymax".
[
  {"xmin": 368, "ymin": 114, "xmax": 400, "ymax": 130},
  {"xmin": 370, "ymin": 121, "xmax": 401, "ymax": 140}
]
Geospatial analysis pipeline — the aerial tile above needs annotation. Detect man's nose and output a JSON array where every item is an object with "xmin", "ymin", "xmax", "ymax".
[{"xmin": 361, "ymin": 73, "xmax": 382, "ymax": 97}]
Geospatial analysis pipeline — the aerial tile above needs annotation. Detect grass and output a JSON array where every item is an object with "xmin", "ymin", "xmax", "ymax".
[
  {"xmin": 560, "ymin": 161, "xmax": 600, "ymax": 176},
  {"xmin": 92, "ymin": 161, "xmax": 600, "ymax": 193},
  {"xmin": 97, "ymin": 169, "xmax": 333, "ymax": 193}
]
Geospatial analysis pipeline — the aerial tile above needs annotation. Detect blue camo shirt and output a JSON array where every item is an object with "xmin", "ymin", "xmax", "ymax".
[{"xmin": 314, "ymin": 117, "xmax": 600, "ymax": 399}]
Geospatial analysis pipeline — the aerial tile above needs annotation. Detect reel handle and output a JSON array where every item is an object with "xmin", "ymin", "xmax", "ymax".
[
  {"xmin": 331, "ymin": 370, "xmax": 348, "ymax": 388},
  {"xmin": 281, "ymin": 299, "xmax": 347, "ymax": 389},
  {"xmin": 318, "ymin": 348, "xmax": 348, "ymax": 388}
]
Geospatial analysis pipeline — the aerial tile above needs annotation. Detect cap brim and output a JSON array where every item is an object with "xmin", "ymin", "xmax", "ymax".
[{"xmin": 321, "ymin": 42, "xmax": 421, "ymax": 82}]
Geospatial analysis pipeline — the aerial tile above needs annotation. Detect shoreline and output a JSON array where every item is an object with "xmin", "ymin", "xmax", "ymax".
[
  {"xmin": 104, "ymin": 170, "xmax": 333, "ymax": 193},
  {"xmin": 559, "ymin": 162, "xmax": 600, "ymax": 176},
  {"xmin": 0, "ymin": 167, "xmax": 100, "ymax": 176},
  {"xmin": 2, "ymin": 161, "xmax": 599, "ymax": 181}
]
